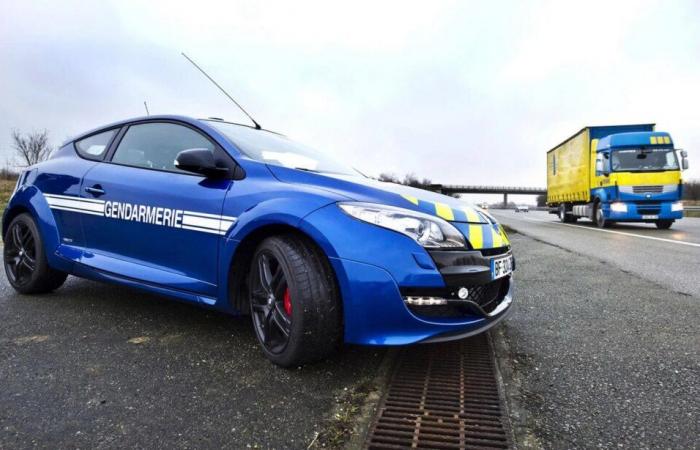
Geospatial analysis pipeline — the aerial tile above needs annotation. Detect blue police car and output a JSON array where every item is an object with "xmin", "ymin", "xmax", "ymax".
[{"xmin": 3, "ymin": 116, "xmax": 514, "ymax": 366}]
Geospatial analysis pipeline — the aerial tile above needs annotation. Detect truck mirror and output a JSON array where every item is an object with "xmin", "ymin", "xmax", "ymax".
[
  {"xmin": 595, "ymin": 158, "xmax": 604, "ymax": 173},
  {"xmin": 680, "ymin": 150, "xmax": 688, "ymax": 158},
  {"xmin": 682, "ymin": 158, "xmax": 689, "ymax": 170}
]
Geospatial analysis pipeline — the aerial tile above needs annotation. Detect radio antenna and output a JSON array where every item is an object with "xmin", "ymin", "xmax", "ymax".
[
  {"xmin": 143, "ymin": 101, "xmax": 150, "ymax": 116},
  {"xmin": 181, "ymin": 52, "xmax": 261, "ymax": 130}
]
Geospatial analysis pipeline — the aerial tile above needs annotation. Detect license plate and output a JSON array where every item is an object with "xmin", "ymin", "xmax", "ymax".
[
  {"xmin": 642, "ymin": 214, "xmax": 658, "ymax": 219},
  {"xmin": 491, "ymin": 255, "xmax": 513, "ymax": 280}
]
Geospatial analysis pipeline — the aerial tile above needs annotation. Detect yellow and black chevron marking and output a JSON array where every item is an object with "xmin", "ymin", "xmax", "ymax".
[{"xmin": 401, "ymin": 194, "xmax": 510, "ymax": 250}]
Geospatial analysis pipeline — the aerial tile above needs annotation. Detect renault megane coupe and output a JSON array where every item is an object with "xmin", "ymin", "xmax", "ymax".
[{"xmin": 3, "ymin": 115, "xmax": 514, "ymax": 366}]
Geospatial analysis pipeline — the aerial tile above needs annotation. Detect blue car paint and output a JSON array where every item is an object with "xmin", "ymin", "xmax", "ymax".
[{"xmin": 3, "ymin": 115, "xmax": 513, "ymax": 345}]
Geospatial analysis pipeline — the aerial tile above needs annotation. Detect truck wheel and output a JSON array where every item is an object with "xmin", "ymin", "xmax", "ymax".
[
  {"xmin": 595, "ymin": 204, "xmax": 610, "ymax": 228},
  {"xmin": 559, "ymin": 204, "xmax": 568, "ymax": 223},
  {"xmin": 3, "ymin": 213, "xmax": 68, "ymax": 294},
  {"xmin": 248, "ymin": 234, "xmax": 341, "ymax": 367},
  {"xmin": 655, "ymin": 220, "xmax": 673, "ymax": 229}
]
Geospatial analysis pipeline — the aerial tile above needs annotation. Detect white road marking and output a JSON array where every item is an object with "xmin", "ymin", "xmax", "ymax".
[{"xmin": 498, "ymin": 214, "xmax": 700, "ymax": 248}]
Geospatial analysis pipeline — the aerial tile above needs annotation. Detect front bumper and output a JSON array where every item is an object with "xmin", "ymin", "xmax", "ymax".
[
  {"xmin": 332, "ymin": 249, "xmax": 514, "ymax": 346},
  {"xmin": 604, "ymin": 201, "xmax": 683, "ymax": 221},
  {"xmin": 300, "ymin": 203, "xmax": 515, "ymax": 346}
]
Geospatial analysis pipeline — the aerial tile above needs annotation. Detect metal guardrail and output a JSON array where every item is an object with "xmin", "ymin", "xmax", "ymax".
[
  {"xmin": 430, "ymin": 184, "xmax": 546, "ymax": 195},
  {"xmin": 685, "ymin": 206, "xmax": 700, "ymax": 211}
]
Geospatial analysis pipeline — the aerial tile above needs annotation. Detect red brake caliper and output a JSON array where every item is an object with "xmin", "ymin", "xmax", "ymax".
[{"xmin": 283, "ymin": 288, "xmax": 292, "ymax": 316}]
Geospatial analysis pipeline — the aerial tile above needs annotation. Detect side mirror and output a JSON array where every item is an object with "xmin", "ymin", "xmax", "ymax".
[
  {"xmin": 175, "ymin": 148, "xmax": 229, "ymax": 178},
  {"xmin": 680, "ymin": 150, "xmax": 688, "ymax": 158},
  {"xmin": 595, "ymin": 158, "xmax": 604, "ymax": 173},
  {"xmin": 682, "ymin": 158, "xmax": 689, "ymax": 170}
]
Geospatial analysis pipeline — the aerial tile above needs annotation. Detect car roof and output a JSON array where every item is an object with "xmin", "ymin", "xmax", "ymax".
[{"xmin": 63, "ymin": 115, "xmax": 281, "ymax": 146}]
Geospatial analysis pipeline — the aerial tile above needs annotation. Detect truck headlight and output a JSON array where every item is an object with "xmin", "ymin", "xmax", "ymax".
[
  {"xmin": 671, "ymin": 202, "xmax": 684, "ymax": 212},
  {"xmin": 610, "ymin": 202, "xmax": 627, "ymax": 212},
  {"xmin": 339, "ymin": 202, "xmax": 466, "ymax": 248}
]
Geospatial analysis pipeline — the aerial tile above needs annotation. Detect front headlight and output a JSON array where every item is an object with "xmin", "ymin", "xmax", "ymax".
[
  {"xmin": 610, "ymin": 202, "xmax": 627, "ymax": 212},
  {"xmin": 671, "ymin": 201, "xmax": 684, "ymax": 212},
  {"xmin": 338, "ymin": 202, "xmax": 466, "ymax": 248}
]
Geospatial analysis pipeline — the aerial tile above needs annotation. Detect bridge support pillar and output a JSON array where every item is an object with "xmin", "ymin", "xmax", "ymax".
[{"xmin": 503, "ymin": 193, "xmax": 508, "ymax": 208}]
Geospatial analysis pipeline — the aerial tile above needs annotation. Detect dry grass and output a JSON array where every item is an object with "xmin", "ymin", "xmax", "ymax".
[{"xmin": 0, "ymin": 179, "xmax": 17, "ymax": 216}]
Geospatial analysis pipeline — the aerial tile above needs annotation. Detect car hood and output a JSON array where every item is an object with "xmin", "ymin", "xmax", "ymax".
[{"xmin": 267, "ymin": 165, "xmax": 510, "ymax": 250}]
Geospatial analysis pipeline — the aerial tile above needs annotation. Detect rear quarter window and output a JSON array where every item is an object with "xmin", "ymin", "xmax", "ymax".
[{"xmin": 74, "ymin": 129, "xmax": 118, "ymax": 160}]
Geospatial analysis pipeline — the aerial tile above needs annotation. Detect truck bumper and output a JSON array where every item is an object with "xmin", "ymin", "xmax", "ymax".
[{"xmin": 604, "ymin": 201, "xmax": 684, "ymax": 222}]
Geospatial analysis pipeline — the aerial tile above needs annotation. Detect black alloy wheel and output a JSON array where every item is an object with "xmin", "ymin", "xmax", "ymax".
[
  {"xmin": 246, "ymin": 235, "xmax": 342, "ymax": 367},
  {"xmin": 4, "ymin": 220, "xmax": 36, "ymax": 285},
  {"xmin": 3, "ymin": 213, "xmax": 67, "ymax": 294},
  {"xmin": 249, "ymin": 251, "xmax": 293, "ymax": 355}
]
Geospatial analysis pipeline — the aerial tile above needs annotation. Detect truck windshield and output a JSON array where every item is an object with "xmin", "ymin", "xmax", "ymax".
[
  {"xmin": 205, "ymin": 120, "xmax": 358, "ymax": 176},
  {"xmin": 610, "ymin": 148, "xmax": 679, "ymax": 172}
]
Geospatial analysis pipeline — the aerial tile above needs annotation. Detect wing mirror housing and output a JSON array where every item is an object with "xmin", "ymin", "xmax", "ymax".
[
  {"xmin": 175, "ymin": 148, "xmax": 230, "ymax": 178},
  {"xmin": 678, "ymin": 149, "xmax": 689, "ymax": 170},
  {"xmin": 595, "ymin": 158, "xmax": 604, "ymax": 173},
  {"xmin": 595, "ymin": 154, "xmax": 609, "ymax": 176}
]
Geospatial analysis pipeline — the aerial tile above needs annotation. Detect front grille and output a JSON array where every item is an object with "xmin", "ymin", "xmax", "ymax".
[
  {"xmin": 405, "ymin": 277, "xmax": 509, "ymax": 318},
  {"xmin": 637, "ymin": 202, "xmax": 661, "ymax": 215},
  {"xmin": 479, "ymin": 246, "xmax": 510, "ymax": 257},
  {"xmin": 633, "ymin": 185, "xmax": 663, "ymax": 193}
]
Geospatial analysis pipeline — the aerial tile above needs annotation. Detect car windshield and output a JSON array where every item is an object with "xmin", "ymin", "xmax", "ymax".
[
  {"xmin": 611, "ymin": 148, "xmax": 679, "ymax": 172},
  {"xmin": 205, "ymin": 120, "xmax": 358, "ymax": 176}
]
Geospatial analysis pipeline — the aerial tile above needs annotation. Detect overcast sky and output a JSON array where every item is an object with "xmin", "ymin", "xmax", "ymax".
[{"xmin": 2, "ymin": 0, "xmax": 699, "ymax": 202}]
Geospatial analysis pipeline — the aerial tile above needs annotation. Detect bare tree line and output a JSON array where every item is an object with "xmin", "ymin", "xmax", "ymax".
[{"xmin": 1, "ymin": 129, "xmax": 55, "ymax": 179}]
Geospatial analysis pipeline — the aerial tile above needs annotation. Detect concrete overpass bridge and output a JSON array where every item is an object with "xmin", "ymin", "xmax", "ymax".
[{"xmin": 429, "ymin": 184, "xmax": 546, "ymax": 206}]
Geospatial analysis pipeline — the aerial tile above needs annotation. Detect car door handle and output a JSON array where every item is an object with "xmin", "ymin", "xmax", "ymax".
[{"xmin": 85, "ymin": 185, "xmax": 105, "ymax": 196}]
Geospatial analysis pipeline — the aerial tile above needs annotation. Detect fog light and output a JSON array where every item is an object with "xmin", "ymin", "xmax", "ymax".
[
  {"xmin": 404, "ymin": 296, "xmax": 448, "ymax": 306},
  {"xmin": 457, "ymin": 287, "xmax": 469, "ymax": 299},
  {"xmin": 671, "ymin": 202, "xmax": 684, "ymax": 212},
  {"xmin": 610, "ymin": 202, "xmax": 627, "ymax": 213}
]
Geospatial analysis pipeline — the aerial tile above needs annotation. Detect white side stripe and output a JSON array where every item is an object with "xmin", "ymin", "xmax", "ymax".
[
  {"xmin": 46, "ymin": 196, "xmax": 105, "ymax": 213},
  {"xmin": 183, "ymin": 210, "xmax": 237, "ymax": 222},
  {"xmin": 45, "ymin": 193, "xmax": 106, "ymax": 204},
  {"xmin": 49, "ymin": 205, "xmax": 106, "ymax": 217},
  {"xmin": 181, "ymin": 214, "xmax": 235, "ymax": 233},
  {"xmin": 44, "ymin": 193, "xmax": 236, "ymax": 236}
]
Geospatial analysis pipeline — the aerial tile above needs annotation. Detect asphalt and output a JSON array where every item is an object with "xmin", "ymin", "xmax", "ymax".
[
  {"xmin": 492, "ymin": 219, "xmax": 699, "ymax": 448},
  {"xmin": 492, "ymin": 210, "xmax": 700, "ymax": 298},
  {"xmin": 0, "ymin": 273, "xmax": 385, "ymax": 449}
]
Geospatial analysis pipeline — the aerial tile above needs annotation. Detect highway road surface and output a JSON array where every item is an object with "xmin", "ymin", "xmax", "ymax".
[{"xmin": 491, "ymin": 209, "xmax": 700, "ymax": 298}]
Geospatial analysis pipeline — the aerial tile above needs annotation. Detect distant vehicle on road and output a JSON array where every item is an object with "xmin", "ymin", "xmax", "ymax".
[
  {"xmin": 514, "ymin": 205, "xmax": 529, "ymax": 213},
  {"xmin": 2, "ymin": 115, "xmax": 515, "ymax": 367},
  {"xmin": 546, "ymin": 124, "xmax": 689, "ymax": 229},
  {"xmin": 480, "ymin": 203, "xmax": 489, "ymax": 210}
]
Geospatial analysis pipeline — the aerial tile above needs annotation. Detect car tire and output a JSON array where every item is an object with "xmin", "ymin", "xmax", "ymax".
[
  {"xmin": 655, "ymin": 220, "xmax": 673, "ymax": 229},
  {"xmin": 247, "ymin": 234, "xmax": 341, "ymax": 367},
  {"xmin": 3, "ymin": 213, "xmax": 68, "ymax": 294}
]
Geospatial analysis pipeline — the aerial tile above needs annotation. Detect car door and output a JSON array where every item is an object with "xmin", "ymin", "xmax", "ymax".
[
  {"xmin": 79, "ymin": 121, "xmax": 234, "ymax": 296},
  {"xmin": 34, "ymin": 129, "xmax": 119, "ymax": 259}
]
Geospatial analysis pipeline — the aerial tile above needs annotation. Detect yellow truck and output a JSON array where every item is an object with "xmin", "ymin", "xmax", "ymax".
[{"xmin": 547, "ymin": 124, "xmax": 688, "ymax": 229}]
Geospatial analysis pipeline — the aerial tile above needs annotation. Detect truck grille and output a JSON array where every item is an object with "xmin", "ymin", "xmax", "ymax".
[
  {"xmin": 638, "ymin": 208, "xmax": 661, "ymax": 215},
  {"xmin": 637, "ymin": 202, "xmax": 661, "ymax": 215},
  {"xmin": 633, "ymin": 185, "xmax": 663, "ymax": 193},
  {"xmin": 404, "ymin": 277, "xmax": 509, "ymax": 318}
]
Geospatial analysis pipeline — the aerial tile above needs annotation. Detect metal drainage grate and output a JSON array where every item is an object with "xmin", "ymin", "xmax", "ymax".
[{"xmin": 367, "ymin": 334, "xmax": 510, "ymax": 449}]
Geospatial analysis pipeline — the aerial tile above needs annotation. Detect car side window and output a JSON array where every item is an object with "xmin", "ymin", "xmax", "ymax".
[
  {"xmin": 75, "ymin": 129, "xmax": 118, "ymax": 160},
  {"xmin": 111, "ymin": 122, "xmax": 215, "ymax": 173}
]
